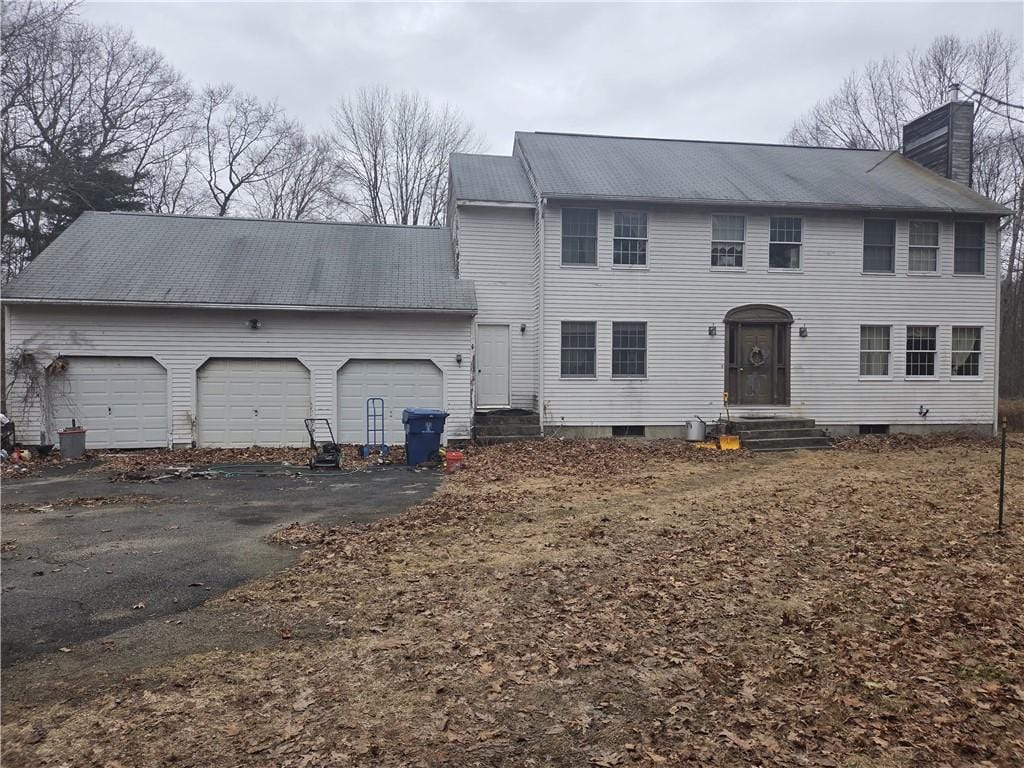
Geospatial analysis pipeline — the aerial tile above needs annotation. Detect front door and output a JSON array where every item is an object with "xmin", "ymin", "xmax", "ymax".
[
  {"xmin": 737, "ymin": 324, "xmax": 775, "ymax": 405},
  {"xmin": 476, "ymin": 324, "xmax": 510, "ymax": 408}
]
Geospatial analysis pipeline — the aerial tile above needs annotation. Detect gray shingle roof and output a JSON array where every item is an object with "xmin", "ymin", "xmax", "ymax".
[
  {"xmin": 513, "ymin": 132, "xmax": 1007, "ymax": 215},
  {"xmin": 4, "ymin": 212, "xmax": 477, "ymax": 313},
  {"xmin": 450, "ymin": 153, "xmax": 534, "ymax": 204}
]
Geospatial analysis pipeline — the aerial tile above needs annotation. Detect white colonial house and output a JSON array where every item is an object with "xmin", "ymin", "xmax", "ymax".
[{"xmin": 2, "ymin": 97, "xmax": 1007, "ymax": 449}]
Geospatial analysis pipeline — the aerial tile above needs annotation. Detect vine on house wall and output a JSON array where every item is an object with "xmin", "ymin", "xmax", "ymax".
[{"xmin": 4, "ymin": 348, "xmax": 70, "ymax": 444}]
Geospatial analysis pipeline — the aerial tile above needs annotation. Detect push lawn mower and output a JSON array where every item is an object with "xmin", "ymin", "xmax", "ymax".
[{"xmin": 304, "ymin": 418, "xmax": 343, "ymax": 469}]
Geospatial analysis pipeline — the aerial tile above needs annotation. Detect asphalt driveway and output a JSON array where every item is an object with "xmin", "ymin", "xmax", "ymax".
[{"xmin": 1, "ymin": 462, "xmax": 439, "ymax": 666}]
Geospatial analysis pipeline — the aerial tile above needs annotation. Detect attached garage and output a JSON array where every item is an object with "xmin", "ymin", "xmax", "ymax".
[
  {"xmin": 48, "ymin": 357, "xmax": 168, "ymax": 449},
  {"xmin": 337, "ymin": 359, "xmax": 443, "ymax": 443},
  {"xmin": 197, "ymin": 359, "xmax": 311, "ymax": 447}
]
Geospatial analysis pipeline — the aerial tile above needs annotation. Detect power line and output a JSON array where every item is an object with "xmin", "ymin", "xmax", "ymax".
[{"xmin": 959, "ymin": 83, "xmax": 1024, "ymax": 111}]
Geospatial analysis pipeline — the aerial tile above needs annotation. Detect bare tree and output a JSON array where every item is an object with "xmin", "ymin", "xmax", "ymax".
[
  {"xmin": 199, "ymin": 84, "xmax": 296, "ymax": 217},
  {"xmin": 786, "ymin": 30, "xmax": 1024, "ymax": 398},
  {"xmin": 1, "ymin": 2, "xmax": 192, "ymax": 276},
  {"xmin": 247, "ymin": 132, "xmax": 344, "ymax": 220},
  {"xmin": 331, "ymin": 86, "xmax": 480, "ymax": 226}
]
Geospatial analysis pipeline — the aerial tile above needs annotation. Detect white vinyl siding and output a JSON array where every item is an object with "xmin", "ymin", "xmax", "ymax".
[
  {"xmin": 541, "ymin": 204, "xmax": 998, "ymax": 429},
  {"xmin": 454, "ymin": 205, "xmax": 538, "ymax": 409},
  {"xmin": 5, "ymin": 305, "xmax": 473, "ymax": 446}
]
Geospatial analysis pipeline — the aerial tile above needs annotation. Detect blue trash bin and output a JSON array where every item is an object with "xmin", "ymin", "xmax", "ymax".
[{"xmin": 402, "ymin": 408, "xmax": 449, "ymax": 466}]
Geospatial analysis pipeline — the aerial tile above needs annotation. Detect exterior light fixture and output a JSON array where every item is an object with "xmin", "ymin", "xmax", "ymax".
[
  {"xmin": 708, "ymin": 325, "xmax": 717, "ymax": 337},
  {"xmin": 799, "ymin": 325, "xmax": 808, "ymax": 337},
  {"xmin": 520, "ymin": 323, "xmax": 527, "ymax": 334},
  {"xmin": 456, "ymin": 353, "xmax": 463, "ymax": 366},
  {"xmin": 248, "ymin": 318, "xmax": 261, "ymax": 330}
]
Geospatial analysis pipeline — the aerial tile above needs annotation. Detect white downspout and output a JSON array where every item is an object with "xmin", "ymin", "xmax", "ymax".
[{"xmin": 537, "ymin": 199, "xmax": 546, "ymax": 436}]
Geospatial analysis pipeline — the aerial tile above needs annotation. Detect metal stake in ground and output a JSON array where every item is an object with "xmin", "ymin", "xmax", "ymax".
[{"xmin": 998, "ymin": 416, "xmax": 1007, "ymax": 533}]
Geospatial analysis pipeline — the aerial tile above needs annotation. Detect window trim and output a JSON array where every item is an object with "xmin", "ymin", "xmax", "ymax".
[
  {"xmin": 559, "ymin": 320, "xmax": 597, "ymax": 379},
  {"xmin": 611, "ymin": 321, "xmax": 648, "ymax": 379},
  {"xmin": 953, "ymin": 220, "xmax": 986, "ymax": 276},
  {"xmin": 710, "ymin": 213, "xmax": 747, "ymax": 270},
  {"xmin": 612, "ymin": 210, "xmax": 649, "ymax": 268},
  {"xmin": 863, "ymin": 218, "xmax": 897, "ymax": 274},
  {"xmin": 859, "ymin": 324, "xmax": 892, "ymax": 378},
  {"xmin": 904, "ymin": 325, "xmax": 938, "ymax": 379},
  {"xmin": 951, "ymin": 326, "xmax": 982, "ymax": 378},
  {"xmin": 907, "ymin": 219, "xmax": 940, "ymax": 274},
  {"xmin": 560, "ymin": 208, "xmax": 599, "ymax": 267},
  {"xmin": 768, "ymin": 215, "xmax": 803, "ymax": 270}
]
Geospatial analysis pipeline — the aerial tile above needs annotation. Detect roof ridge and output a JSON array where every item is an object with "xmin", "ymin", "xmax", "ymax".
[
  {"xmin": 105, "ymin": 211, "xmax": 447, "ymax": 231},
  {"xmin": 520, "ymin": 130, "xmax": 888, "ymax": 153}
]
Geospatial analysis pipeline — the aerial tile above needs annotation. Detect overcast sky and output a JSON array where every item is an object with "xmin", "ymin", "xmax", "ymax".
[{"xmin": 80, "ymin": 1, "xmax": 1022, "ymax": 153}]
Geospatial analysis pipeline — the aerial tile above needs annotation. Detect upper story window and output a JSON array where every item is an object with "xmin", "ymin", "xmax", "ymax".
[
  {"xmin": 954, "ymin": 222, "xmax": 985, "ymax": 274},
  {"xmin": 612, "ymin": 322, "xmax": 647, "ymax": 377},
  {"xmin": 561, "ymin": 321, "xmax": 596, "ymax": 377},
  {"xmin": 951, "ymin": 327, "xmax": 981, "ymax": 377},
  {"xmin": 906, "ymin": 326, "xmax": 937, "ymax": 377},
  {"xmin": 613, "ymin": 211, "xmax": 648, "ymax": 266},
  {"xmin": 863, "ymin": 219, "xmax": 896, "ymax": 273},
  {"xmin": 769, "ymin": 216, "xmax": 802, "ymax": 269},
  {"xmin": 909, "ymin": 220, "xmax": 939, "ymax": 272},
  {"xmin": 859, "ymin": 325, "xmax": 891, "ymax": 376},
  {"xmin": 561, "ymin": 208, "xmax": 598, "ymax": 265},
  {"xmin": 711, "ymin": 214, "xmax": 745, "ymax": 268}
]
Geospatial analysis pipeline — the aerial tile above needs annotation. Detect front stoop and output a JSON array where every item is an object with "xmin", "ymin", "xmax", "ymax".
[
  {"xmin": 732, "ymin": 417, "xmax": 832, "ymax": 452},
  {"xmin": 474, "ymin": 409, "xmax": 542, "ymax": 445}
]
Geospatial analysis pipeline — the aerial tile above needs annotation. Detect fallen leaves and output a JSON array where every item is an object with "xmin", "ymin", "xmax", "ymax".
[{"xmin": 2, "ymin": 437, "xmax": 1022, "ymax": 767}]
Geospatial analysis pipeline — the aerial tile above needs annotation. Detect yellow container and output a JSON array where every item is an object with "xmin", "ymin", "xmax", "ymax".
[{"xmin": 719, "ymin": 434, "xmax": 741, "ymax": 451}]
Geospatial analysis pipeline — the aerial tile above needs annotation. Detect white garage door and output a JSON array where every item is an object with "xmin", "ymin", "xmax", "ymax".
[
  {"xmin": 197, "ymin": 359, "xmax": 311, "ymax": 447},
  {"xmin": 49, "ymin": 357, "xmax": 168, "ymax": 449},
  {"xmin": 337, "ymin": 360, "xmax": 443, "ymax": 444}
]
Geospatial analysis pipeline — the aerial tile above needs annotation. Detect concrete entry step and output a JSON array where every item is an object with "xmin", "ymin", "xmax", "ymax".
[{"xmin": 473, "ymin": 409, "xmax": 541, "ymax": 443}]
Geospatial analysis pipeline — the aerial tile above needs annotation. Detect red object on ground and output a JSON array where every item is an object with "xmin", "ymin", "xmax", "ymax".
[{"xmin": 444, "ymin": 449, "xmax": 464, "ymax": 474}]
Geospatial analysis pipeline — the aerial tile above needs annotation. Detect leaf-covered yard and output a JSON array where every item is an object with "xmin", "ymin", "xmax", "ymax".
[{"xmin": 3, "ymin": 436, "xmax": 1023, "ymax": 767}]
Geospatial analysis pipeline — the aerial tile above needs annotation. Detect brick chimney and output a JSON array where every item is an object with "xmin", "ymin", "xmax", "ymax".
[{"xmin": 901, "ymin": 83, "xmax": 975, "ymax": 187}]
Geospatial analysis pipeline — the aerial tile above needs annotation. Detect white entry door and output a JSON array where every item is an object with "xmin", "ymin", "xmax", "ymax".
[
  {"xmin": 49, "ymin": 357, "xmax": 168, "ymax": 448},
  {"xmin": 476, "ymin": 324, "xmax": 510, "ymax": 408},
  {"xmin": 337, "ymin": 359, "xmax": 443, "ymax": 443},
  {"xmin": 197, "ymin": 359, "xmax": 311, "ymax": 447}
]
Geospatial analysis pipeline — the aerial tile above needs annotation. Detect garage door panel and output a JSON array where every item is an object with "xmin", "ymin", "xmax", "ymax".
[
  {"xmin": 198, "ymin": 359, "xmax": 310, "ymax": 447},
  {"xmin": 337, "ymin": 359, "xmax": 443, "ymax": 444},
  {"xmin": 50, "ymin": 357, "xmax": 168, "ymax": 449}
]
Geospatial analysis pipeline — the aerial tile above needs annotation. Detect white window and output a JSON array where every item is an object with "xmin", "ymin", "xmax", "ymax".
[
  {"xmin": 612, "ymin": 322, "xmax": 647, "ymax": 377},
  {"xmin": 561, "ymin": 322, "xmax": 596, "ymax": 377},
  {"xmin": 909, "ymin": 220, "xmax": 939, "ymax": 272},
  {"xmin": 769, "ymin": 216, "xmax": 802, "ymax": 269},
  {"xmin": 562, "ymin": 209, "xmax": 598, "ymax": 265},
  {"xmin": 711, "ymin": 214, "xmax": 745, "ymax": 268},
  {"xmin": 613, "ymin": 211, "xmax": 647, "ymax": 266},
  {"xmin": 951, "ymin": 327, "xmax": 981, "ymax": 377},
  {"xmin": 954, "ymin": 222, "xmax": 985, "ymax": 274},
  {"xmin": 863, "ymin": 219, "xmax": 896, "ymax": 272},
  {"xmin": 906, "ymin": 326, "xmax": 937, "ymax": 377},
  {"xmin": 860, "ymin": 326, "xmax": 891, "ymax": 376}
]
